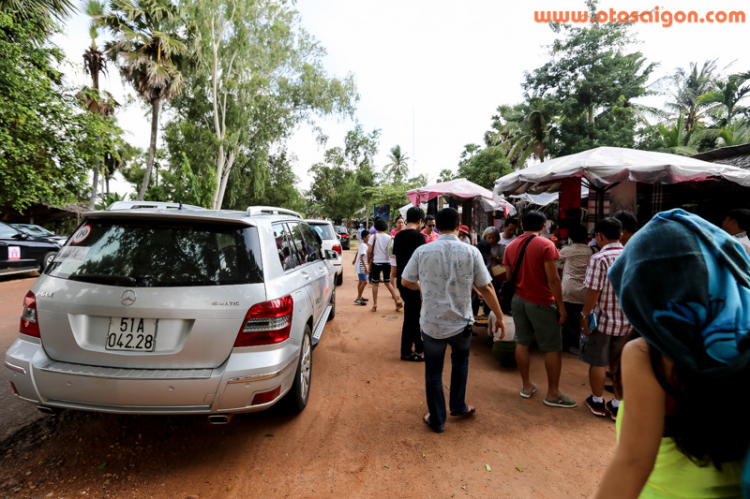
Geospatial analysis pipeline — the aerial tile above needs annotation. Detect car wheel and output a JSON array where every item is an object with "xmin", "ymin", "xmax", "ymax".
[
  {"xmin": 42, "ymin": 252, "xmax": 57, "ymax": 270},
  {"xmin": 283, "ymin": 325, "xmax": 312, "ymax": 413},
  {"xmin": 327, "ymin": 287, "xmax": 336, "ymax": 321},
  {"xmin": 335, "ymin": 270, "xmax": 343, "ymax": 286}
]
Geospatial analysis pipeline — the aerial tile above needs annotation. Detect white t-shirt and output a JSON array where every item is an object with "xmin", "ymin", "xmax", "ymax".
[
  {"xmin": 499, "ymin": 233, "xmax": 516, "ymax": 247},
  {"xmin": 355, "ymin": 242, "xmax": 369, "ymax": 274},
  {"xmin": 371, "ymin": 232, "xmax": 392, "ymax": 264}
]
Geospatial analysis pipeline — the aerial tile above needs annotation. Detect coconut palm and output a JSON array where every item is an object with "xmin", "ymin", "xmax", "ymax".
[
  {"xmin": 0, "ymin": 0, "xmax": 75, "ymax": 21},
  {"xmin": 96, "ymin": 0, "xmax": 187, "ymax": 200},
  {"xmin": 663, "ymin": 60, "xmax": 718, "ymax": 132},
  {"xmin": 387, "ymin": 145, "xmax": 410, "ymax": 179},
  {"xmin": 696, "ymin": 72, "xmax": 750, "ymax": 127},
  {"xmin": 655, "ymin": 116, "xmax": 700, "ymax": 156},
  {"xmin": 701, "ymin": 121, "xmax": 750, "ymax": 148}
]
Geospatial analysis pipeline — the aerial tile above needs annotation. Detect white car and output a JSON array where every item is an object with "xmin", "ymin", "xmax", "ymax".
[
  {"xmin": 5, "ymin": 203, "xmax": 336, "ymax": 422},
  {"xmin": 305, "ymin": 220, "xmax": 343, "ymax": 286}
]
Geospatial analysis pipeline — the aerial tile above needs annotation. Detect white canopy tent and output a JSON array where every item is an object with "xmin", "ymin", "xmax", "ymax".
[{"xmin": 494, "ymin": 147, "xmax": 750, "ymax": 200}]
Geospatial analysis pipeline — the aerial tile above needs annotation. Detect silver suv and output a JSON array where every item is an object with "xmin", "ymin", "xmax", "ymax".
[{"xmin": 4, "ymin": 203, "xmax": 336, "ymax": 422}]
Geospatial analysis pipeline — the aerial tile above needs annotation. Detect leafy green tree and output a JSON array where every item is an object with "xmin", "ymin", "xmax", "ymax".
[
  {"xmin": 96, "ymin": 0, "xmax": 188, "ymax": 201},
  {"xmin": 701, "ymin": 120, "xmax": 750, "ymax": 148},
  {"xmin": 0, "ymin": 11, "xmax": 118, "ymax": 211},
  {"xmin": 517, "ymin": 0, "xmax": 655, "ymax": 159},
  {"xmin": 438, "ymin": 169, "xmax": 456, "ymax": 182},
  {"xmin": 457, "ymin": 146, "xmax": 512, "ymax": 188},
  {"xmin": 0, "ymin": 0, "xmax": 75, "ymax": 23},
  {"xmin": 177, "ymin": 0, "xmax": 357, "ymax": 210}
]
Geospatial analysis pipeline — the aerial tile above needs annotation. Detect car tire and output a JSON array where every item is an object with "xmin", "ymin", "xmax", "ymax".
[
  {"xmin": 327, "ymin": 288, "xmax": 336, "ymax": 321},
  {"xmin": 42, "ymin": 252, "xmax": 57, "ymax": 270},
  {"xmin": 282, "ymin": 325, "xmax": 312, "ymax": 414},
  {"xmin": 335, "ymin": 270, "xmax": 343, "ymax": 286}
]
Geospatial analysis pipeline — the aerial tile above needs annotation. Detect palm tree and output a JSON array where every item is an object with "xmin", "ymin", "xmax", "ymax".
[
  {"xmin": 696, "ymin": 72, "xmax": 750, "ymax": 127},
  {"xmin": 387, "ymin": 145, "xmax": 409, "ymax": 179},
  {"xmin": 655, "ymin": 116, "xmax": 700, "ymax": 156},
  {"xmin": 0, "ymin": 0, "xmax": 75, "ymax": 22},
  {"xmin": 79, "ymin": 0, "xmax": 116, "ymax": 210},
  {"xmin": 663, "ymin": 60, "xmax": 718, "ymax": 132},
  {"xmin": 701, "ymin": 121, "xmax": 750, "ymax": 148},
  {"xmin": 96, "ymin": 0, "xmax": 187, "ymax": 200}
]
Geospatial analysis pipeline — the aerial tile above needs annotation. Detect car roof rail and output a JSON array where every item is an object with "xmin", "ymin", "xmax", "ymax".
[
  {"xmin": 106, "ymin": 201, "xmax": 206, "ymax": 211},
  {"xmin": 246, "ymin": 206, "xmax": 303, "ymax": 219}
]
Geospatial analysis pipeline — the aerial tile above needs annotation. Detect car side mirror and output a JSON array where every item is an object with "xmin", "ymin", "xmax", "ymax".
[
  {"xmin": 325, "ymin": 250, "xmax": 338, "ymax": 260},
  {"xmin": 14, "ymin": 233, "xmax": 28, "ymax": 240}
]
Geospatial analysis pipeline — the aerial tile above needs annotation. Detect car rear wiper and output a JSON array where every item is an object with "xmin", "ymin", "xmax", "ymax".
[{"xmin": 68, "ymin": 274, "xmax": 137, "ymax": 286}]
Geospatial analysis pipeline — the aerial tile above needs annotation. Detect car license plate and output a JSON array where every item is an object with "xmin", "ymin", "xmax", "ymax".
[{"xmin": 106, "ymin": 318, "xmax": 158, "ymax": 352}]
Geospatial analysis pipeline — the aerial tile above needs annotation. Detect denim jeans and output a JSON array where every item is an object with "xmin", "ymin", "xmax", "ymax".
[
  {"xmin": 423, "ymin": 331, "xmax": 472, "ymax": 431},
  {"xmin": 398, "ymin": 285, "xmax": 423, "ymax": 357}
]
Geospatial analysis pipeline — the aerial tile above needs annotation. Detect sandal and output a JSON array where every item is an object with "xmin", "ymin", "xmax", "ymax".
[
  {"xmin": 520, "ymin": 383, "xmax": 537, "ymax": 399},
  {"xmin": 371, "ymin": 305, "xmax": 377, "ymax": 312},
  {"xmin": 400, "ymin": 352, "xmax": 425, "ymax": 362},
  {"xmin": 450, "ymin": 405, "xmax": 476, "ymax": 417}
]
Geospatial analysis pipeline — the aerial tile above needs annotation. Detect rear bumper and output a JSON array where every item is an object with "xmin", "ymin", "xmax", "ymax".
[{"xmin": 5, "ymin": 335, "xmax": 299, "ymax": 415}]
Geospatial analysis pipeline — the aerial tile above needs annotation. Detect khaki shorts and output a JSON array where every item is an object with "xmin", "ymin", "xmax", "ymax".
[
  {"xmin": 579, "ymin": 330, "xmax": 628, "ymax": 368},
  {"xmin": 510, "ymin": 295, "xmax": 562, "ymax": 353}
]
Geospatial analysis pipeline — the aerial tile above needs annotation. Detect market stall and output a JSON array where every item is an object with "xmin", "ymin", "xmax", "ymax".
[
  {"xmin": 408, "ymin": 178, "xmax": 514, "ymax": 240},
  {"xmin": 493, "ymin": 147, "xmax": 750, "ymax": 229}
]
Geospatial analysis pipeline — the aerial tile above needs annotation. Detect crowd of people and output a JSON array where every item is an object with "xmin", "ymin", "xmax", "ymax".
[{"xmin": 348, "ymin": 205, "xmax": 750, "ymax": 497}]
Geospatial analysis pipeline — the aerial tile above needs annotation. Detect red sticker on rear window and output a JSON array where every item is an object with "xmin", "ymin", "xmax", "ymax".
[{"xmin": 71, "ymin": 224, "xmax": 92, "ymax": 244}]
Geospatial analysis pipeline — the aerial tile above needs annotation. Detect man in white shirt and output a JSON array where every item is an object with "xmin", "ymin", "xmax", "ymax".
[
  {"xmin": 499, "ymin": 217, "xmax": 518, "ymax": 248},
  {"xmin": 721, "ymin": 209, "xmax": 750, "ymax": 256},
  {"xmin": 402, "ymin": 208, "xmax": 506, "ymax": 433}
]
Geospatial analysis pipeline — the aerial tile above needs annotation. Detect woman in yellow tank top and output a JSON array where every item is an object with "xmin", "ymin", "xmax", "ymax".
[{"xmin": 593, "ymin": 210, "xmax": 750, "ymax": 499}]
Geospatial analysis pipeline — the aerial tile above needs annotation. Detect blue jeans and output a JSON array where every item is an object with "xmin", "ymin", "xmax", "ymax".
[{"xmin": 423, "ymin": 331, "xmax": 472, "ymax": 432}]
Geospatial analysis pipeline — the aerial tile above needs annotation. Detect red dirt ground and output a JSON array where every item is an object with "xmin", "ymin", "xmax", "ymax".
[{"xmin": 0, "ymin": 248, "xmax": 615, "ymax": 498}]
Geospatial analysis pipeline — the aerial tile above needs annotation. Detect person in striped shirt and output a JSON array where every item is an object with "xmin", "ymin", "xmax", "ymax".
[{"xmin": 580, "ymin": 217, "xmax": 630, "ymax": 420}]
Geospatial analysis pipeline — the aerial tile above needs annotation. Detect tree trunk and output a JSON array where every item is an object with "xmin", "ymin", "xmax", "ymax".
[
  {"xmin": 215, "ymin": 151, "xmax": 235, "ymax": 210},
  {"xmin": 138, "ymin": 98, "xmax": 160, "ymax": 201},
  {"xmin": 89, "ymin": 161, "xmax": 99, "ymax": 210}
]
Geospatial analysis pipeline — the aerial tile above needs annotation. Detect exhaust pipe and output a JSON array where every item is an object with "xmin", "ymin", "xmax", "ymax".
[
  {"xmin": 37, "ymin": 406, "xmax": 61, "ymax": 415},
  {"xmin": 207, "ymin": 414, "xmax": 233, "ymax": 425}
]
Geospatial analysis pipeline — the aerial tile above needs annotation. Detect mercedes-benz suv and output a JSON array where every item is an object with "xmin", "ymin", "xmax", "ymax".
[{"xmin": 4, "ymin": 202, "xmax": 336, "ymax": 421}]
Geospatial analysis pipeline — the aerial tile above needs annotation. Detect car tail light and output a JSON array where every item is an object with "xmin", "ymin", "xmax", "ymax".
[
  {"xmin": 332, "ymin": 244, "xmax": 342, "ymax": 255},
  {"xmin": 341, "ymin": 234, "xmax": 348, "ymax": 238},
  {"xmin": 251, "ymin": 386, "xmax": 281, "ymax": 405},
  {"xmin": 9, "ymin": 382, "xmax": 20, "ymax": 397},
  {"xmin": 234, "ymin": 295, "xmax": 293, "ymax": 347},
  {"xmin": 20, "ymin": 291, "xmax": 40, "ymax": 338}
]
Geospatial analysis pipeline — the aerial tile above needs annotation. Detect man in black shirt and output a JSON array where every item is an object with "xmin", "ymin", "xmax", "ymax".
[{"xmin": 393, "ymin": 206, "xmax": 427, "ymax": 361}]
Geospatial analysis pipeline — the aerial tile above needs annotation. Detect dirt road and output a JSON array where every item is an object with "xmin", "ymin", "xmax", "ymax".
[{"xmin": 0, "ymin": 251, "xmax": 615, "ymax": 498}]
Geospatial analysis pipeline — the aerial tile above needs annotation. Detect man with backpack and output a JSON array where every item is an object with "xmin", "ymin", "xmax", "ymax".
[{"xmin": 502, "ymin": 210, "xmax": 576, "ymax": 409}]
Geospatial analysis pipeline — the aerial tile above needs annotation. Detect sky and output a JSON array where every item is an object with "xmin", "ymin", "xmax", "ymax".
[{"xmin": 52, "ymin": 0, "xmax": 749, "ymax": 198}]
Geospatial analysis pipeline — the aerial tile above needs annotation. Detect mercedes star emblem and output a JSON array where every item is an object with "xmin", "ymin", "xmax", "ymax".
[{"xmin": 121, "ymin": 290, "xmax": 137, "ymax": 306}]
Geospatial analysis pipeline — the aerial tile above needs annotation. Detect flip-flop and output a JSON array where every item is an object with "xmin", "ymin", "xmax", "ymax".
[
  {"xmin": 400, "ymin": 352, "xmax": 424, "ymax": 362},
  {"xmin": 450, "ymin": 405, "xmax": 476, "ymax": 417},
  {"xmin": 371, "ymin": 305, "xmax": 377, "ymax": 312},
  {"xmin": 520, "ymin": 383, "xmax": 537, "ymax": 399}
]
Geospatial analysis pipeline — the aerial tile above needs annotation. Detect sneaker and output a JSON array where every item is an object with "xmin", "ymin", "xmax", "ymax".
[
  {"xmin": 606, "ymin": 400, "xmax": 619, "ymax": 421},
  {"xmin": 544, "ymin": 393, "xmax": 578, "ymax": 408},
  {"xmin": 354, "ymin": 299, "xmax": 367, "ymax": 306},
  {"xmin": 584, "ymin": 395, "xmax": 607, "ymax": 416}
]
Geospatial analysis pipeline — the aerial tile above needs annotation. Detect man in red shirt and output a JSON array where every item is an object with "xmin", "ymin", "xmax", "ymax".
[{"xmin": 502, "ymin": 210, "xmax": 576, "ymax": 408}]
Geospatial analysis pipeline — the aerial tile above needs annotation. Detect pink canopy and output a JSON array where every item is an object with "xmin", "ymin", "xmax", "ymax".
[{"xmin": 407, "ymin": 178, "xmax": 494, "ymax": 205}]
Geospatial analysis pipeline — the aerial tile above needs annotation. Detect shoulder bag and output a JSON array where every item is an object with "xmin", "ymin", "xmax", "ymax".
[{"xmin": 498, "ymin": 235, "xmax": 536, "ymax": 314}]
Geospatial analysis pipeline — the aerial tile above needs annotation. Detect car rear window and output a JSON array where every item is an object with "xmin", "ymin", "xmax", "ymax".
[
  {"xmin": 309, "ymin": 224, "xmax": 336, "ymax": 240},
  {"xmin": 46, "ymin": 218, "xmax": 263, "ymax": 286}
]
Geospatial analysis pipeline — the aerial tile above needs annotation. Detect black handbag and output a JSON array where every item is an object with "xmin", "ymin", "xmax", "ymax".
[{"xmin": 498, "ymin": 235, "xmax": 536, "ymax": 314}]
